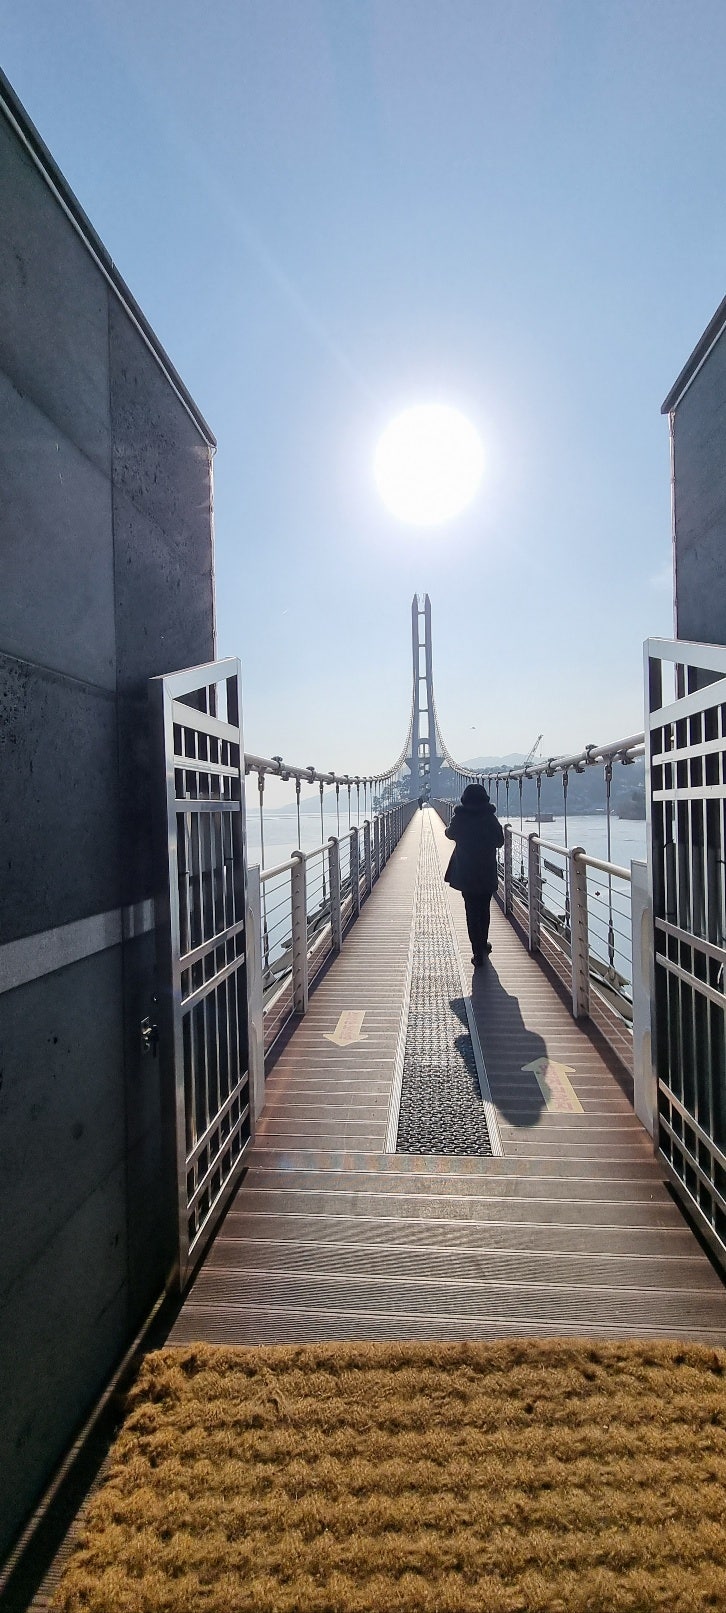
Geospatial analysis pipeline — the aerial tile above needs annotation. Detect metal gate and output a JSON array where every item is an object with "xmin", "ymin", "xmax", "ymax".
[
  {"xmin": 150, "ymin": 658, "xmax": 253, "ymax": 1288},
  {"xmin": 646, "ymin": 636, "xmax": 726, "ymax": 1266}
]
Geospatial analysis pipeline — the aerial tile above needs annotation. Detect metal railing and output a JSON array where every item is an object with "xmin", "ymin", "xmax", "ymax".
[
  {"xmin": 501, "ymin": 826, "xmax": 635, "ymax": 1016},
  {"xmin": 433, "ymin": 794, "xmax": 644, "ymax": 1074},
  {"xmin": 646, "ymin": 636, "xmax": 726, "ymax": 1269},
  {"xmin": 253, "ymin": 802, "xmax": 415, "ymax": 1052}
]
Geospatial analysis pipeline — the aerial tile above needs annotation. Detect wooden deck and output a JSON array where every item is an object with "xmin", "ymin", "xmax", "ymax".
[{"xmin": 171, "ymin": 809, "xmax": 726, "ymax": 1346}]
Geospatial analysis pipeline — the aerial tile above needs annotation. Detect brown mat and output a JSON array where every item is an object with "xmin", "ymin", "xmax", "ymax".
[{"xmin": 54, "ymin": 1340, "xmax": 726, "ymax": 1613}]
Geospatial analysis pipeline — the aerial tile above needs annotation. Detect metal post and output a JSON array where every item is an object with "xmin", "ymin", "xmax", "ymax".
[
  {"xmin": 631, "ymin": 858, "xmax": 656, "ymax": 1138},
  {"xmin": 569, "ymin": 847, "xmax": 590, "ymax": 1019},
  {"xmin": 364, "ymin": 820, "xmax": 372, "ymax": 896},
  {"xmin": 291, "ymin": 851, "xmax": 309, "ymax": 1014},
  {"xmin": 503, "ymin": 824, "xmax": 513, "ymax": 916},
  {"xmin": 374, "ymin": 815, "xmax": 381, "ymax": 880},
  {"xmin": 328, "ymin": 837, "xmax": 342, "ymax": 952},
  {"xmin": 319, "ymin": 781, "xmax": 327, "ymax": 900},
  {"xmin": 351, "ymin": 826, "xmax": 360, "ymax": 915},
  {"xmin": 527, "ymin": 834, "xmax": 541, "ymax": 953},
  {"xmin": 258, "ymin": 770, "xmax": 269, "ymax": 970},
  {"xmin": 245, "ymin": 865, "xmax": 265, "ymax": 1118}
]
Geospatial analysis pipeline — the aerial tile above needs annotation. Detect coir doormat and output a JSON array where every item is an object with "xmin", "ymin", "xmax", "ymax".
[{"xmin": 54, "ymin": 1339, "xmax": 726, "ymax": 1613}]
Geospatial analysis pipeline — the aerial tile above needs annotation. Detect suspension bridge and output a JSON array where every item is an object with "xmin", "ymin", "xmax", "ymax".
[
  {"xmin": 138, "ymin": 596, "xmax": 724, "ymax": 1345},
  {"xmin": 4, "ymin": 66, "xmax": 726, "ymax": 1610},
  {"xmin": 7, "ymin": 596, "xmax": 726, "ymax": 1613}
]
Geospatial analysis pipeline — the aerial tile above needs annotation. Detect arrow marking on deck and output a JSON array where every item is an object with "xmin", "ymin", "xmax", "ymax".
[
  {"xmin": 521, "ymin": 1057, "xmax": 583, "ymax": 1113},
  {"xmin": 324, "ymin": 1011, "xmax": 368, "ymax": 1047}
]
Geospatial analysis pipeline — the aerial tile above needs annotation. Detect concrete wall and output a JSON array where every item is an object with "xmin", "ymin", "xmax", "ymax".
[
  {"xmin": 669, "ymin": 319, "xmax": 726, "ymax": 647},
  {"xmin": 0, "ymin": 84, "xmax": 215, "ymax": 1559}
]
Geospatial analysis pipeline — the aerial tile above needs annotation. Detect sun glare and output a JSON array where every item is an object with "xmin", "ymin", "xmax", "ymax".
[{"xmin": 374, "ymin": 403, "xmax": 484, "ymax": 526}]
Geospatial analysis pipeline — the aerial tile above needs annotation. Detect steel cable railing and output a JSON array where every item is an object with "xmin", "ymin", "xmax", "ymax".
[
  {"xmin": 244, "ymin": 724, "xmax": 416, "ymax": 1054},
  {"xmin": 497, "ymin": 826, "xmax": 636, "ymax": 1030},
  {"xmin": 256, "ymin": 805, "xmax": 414, "ymax": 1052},
  {"xmin": 432, "ymin": 726, "xmax": 646, "ymax": 1072}
]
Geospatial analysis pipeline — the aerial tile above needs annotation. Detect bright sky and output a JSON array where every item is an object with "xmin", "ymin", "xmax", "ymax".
[{"xmin": 4, "ymin": 1, "xmax": 725, "ymax": 776}]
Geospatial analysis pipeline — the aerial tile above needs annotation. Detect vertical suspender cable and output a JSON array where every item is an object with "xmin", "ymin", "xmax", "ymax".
[
  {"xmin": 518, "ymin": 776, "xmax": 525, "ymax": 878},
  {"xmin": 563, "ymin": 769, "xmax": 570, "ymax": 937}
]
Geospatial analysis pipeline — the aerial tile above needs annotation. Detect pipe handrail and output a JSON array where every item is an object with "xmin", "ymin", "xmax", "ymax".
[
  {"xmin": 575, "ymin": 850, "xmax": 632, "ymax": 882},
  {"xmin": 511, "ymin": 829, "xmax": 633, "ymax": 884},
  {"xmin": 244, "ymin": 749, "xmax": 407, "ymax": 788},
  {"xmin": 481, "ymin": 733, "xmax": 644, "ymax": 784},
  {"xmin": 258, "ymin": 824, "xmax": 376, "ymax": 883}
]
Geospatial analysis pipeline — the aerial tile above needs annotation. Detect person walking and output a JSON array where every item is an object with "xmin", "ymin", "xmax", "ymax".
[{"xmin": 444, "ymin": 782, "xmax": 504, "ymax": 966}]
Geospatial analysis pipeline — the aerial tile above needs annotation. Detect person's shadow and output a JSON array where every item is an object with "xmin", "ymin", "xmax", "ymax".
[{"xmin": 451, "ymin": 966, "xmax": 550, "ymax": 1128}]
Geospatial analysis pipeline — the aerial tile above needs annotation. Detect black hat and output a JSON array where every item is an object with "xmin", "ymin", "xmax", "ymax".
[{"xmin": 461, "ymin": 782, "xmax": 490, "ymax": 806}]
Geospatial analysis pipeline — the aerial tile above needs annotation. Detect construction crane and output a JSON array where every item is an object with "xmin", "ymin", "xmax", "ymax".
[{"xmin": 522, "ymin": 734, "xmax": 543, "ymax": 770}]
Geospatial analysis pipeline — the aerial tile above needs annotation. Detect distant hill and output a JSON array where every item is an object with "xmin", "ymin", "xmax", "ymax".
[{"xmin": 463, "ymin": 754, "xmax": 528, "ymax": 769}]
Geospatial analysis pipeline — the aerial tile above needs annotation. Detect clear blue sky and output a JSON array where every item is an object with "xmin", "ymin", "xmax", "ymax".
[{"xmin": 4, "ymin": 1, "xmax": 725, "ymax": 776}]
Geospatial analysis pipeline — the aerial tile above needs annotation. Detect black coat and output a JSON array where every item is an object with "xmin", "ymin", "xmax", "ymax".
[{"xmin": 444, "ymin": 801, "xmax": 504, "ymax": 895}]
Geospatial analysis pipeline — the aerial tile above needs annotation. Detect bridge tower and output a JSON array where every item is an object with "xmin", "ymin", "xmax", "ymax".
[{"xmin": 408, "ymin": 593, "xmax": 443, "ymax": 800}]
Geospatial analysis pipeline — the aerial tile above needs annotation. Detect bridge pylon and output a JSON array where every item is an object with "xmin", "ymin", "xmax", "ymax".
[{"xmin": 407, "ymin": 593, "xmax": 444, "ymax": 801}]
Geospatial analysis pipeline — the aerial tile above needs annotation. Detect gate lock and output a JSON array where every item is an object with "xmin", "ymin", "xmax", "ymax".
[{"xmin": 141, "ymin": 1017, "xmax": 159, "ymax": 1057}]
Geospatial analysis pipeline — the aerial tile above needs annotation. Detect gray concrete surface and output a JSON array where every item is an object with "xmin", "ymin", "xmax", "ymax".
[
  {"xmin": 0, "ymin": 75, "xmax": 215, "ymax": 1561},
  {"xmin": 668, "ymin": 312, "xmax": 726, "ymax": 646}
]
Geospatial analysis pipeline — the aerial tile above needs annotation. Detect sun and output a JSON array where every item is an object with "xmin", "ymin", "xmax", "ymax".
[{"xmin": 374, "ymin": 403, "xmax": 484, "ymax": 526}]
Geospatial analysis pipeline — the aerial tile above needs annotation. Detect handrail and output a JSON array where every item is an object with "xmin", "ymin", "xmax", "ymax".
[
  {"xmin": 253, "ymin": 803, "xmax": 415, "ymax": 1057},
  {"xmin": 482, "ymin": 733, "xmax": 644, "ymax": 784},
  {"xmin": 258, "ymin": 828, "xmax": 373, "ymax": 882},
  {"xmin": 259, "ymin": 856, "xmax": 297, "ymax": 881},
  {"xmin": 575, "ymin": 850, "xmax": 631, "ymax": 882},
  {"xmin": 528, "ymin": 832, "xmax": 631, "ymax": 882},
  {"xmin": 244, "ymin": 746, "xmax": 407, "ymax": 788}
]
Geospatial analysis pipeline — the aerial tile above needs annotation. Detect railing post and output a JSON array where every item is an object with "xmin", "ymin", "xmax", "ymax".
[
  {"xmin": 364, "ymin": 820, "xmax": 372, "ymax": 896},
  {"xmin": 351, "ymin": 826, "xmax": 360, "ymax": 916},
  {"xmin": 503, "ymin": 824, "xmax": 513, "ymax": 916},
  {"xmin": 373, "ymin": 815, "xmax": 381, "ymax": 881},
  {"xmin": 291, "ymin": 851, "xmax": 309, "ymax": 1014},
  {"xmin": 245, "ymin": 864, "xmax": 265, "ymax": 1120},
  {"xmin": 328, "ymin": 836, "xmax": 342, "ymax": 952},
  {"xmin": 631, "ymin": 858, "xmax": 656, "ymax": 1137},
  {"xmin": 569, "ymin": 847, "xmax": 590, "ymax": 1019},
  {"xmin": 527, "ymin": 833, "xmax": 541, "ymax": 953}
]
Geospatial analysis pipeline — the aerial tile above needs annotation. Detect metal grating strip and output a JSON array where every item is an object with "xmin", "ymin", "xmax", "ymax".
[{"xmin": 395, "ymin": 815, "xmax": 494, "ymax": 1156}]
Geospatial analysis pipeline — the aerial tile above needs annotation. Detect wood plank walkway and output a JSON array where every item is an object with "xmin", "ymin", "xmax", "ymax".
[{"xmin": 171, "ymin": 808, "xmax": 726, "ymax": 1347}]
